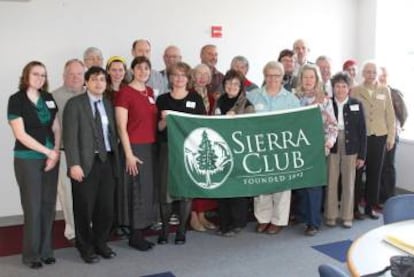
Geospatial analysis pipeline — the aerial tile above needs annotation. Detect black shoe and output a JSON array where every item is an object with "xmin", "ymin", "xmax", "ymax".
[
  {"xmin": 95, "ymin": 246, "xmax": 116, "ymax": 259},
  {"xmin": 41, "ymin": 257, "xmax": 56, "ymax": 265},
  {"xmin": 175, "ymin": 232, "xmax": 186, "ymax": 245},
  {"xmin": 28, "ymin": 261, "xmax": 43, "ymax": 269},
  {"xmin": 366, "ymin": 211, "xmax": 379, "ymax": 220},
  {"xmin": 67, "ymin": 238, "xmax": 76, "ymax": 246},
  {"xmin": 128, "ymin": 239, "xmax": 153, "ymax": 251},
  {"xmin": 81, "ymin": 253, "xmax": 100, "ymax": 264},
  {"xmin": 157, "ymin": 235, "xmax": 168, "ymax": 245},
  {"xmin": 232, "ymin": 227, "xmax": 243, "ymax": 234}
]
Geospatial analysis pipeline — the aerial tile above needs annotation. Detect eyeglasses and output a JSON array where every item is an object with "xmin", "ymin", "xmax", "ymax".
[
  {"xmin": 195, "ymin": 72, "xmax": 209, "ymax": 78},
  {"xmin": 31, "ymin": 72, "xmax": 47, "ymax": 78},
  {"xmin": 85, "ymin": 56, "xmax": 103, "ymax": 62},
  {"xmin": 265, "ymin": 74, "xmax": 282, "ymax": 79},
  {"xmin": 225, "ymin": 81, "xmax": 241, "ymax": 87},
  {"xmin": 89, "ymin": 76, "xmax": 106, "ymax": 82},
  {"xmin": 171, "ymin": 73, "xmax": 187, "ymax": 78}
]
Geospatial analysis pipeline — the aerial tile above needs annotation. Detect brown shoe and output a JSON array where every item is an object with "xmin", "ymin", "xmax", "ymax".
[
  {"xmin": 304, "ymin": 226, "xmax": 318, "ymax": 236},
  {"xmin": 266, "ymin": 224, "xmax": 282, "ymax": 235},
  {"xmin": 256, "ymin": 223, "xmax": 269, "ymax": 233}
]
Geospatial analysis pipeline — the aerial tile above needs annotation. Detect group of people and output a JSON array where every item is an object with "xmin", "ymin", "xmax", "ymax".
[{"xmin": 7, "ymin": 38, "xmax": 407, "ymax": 269}]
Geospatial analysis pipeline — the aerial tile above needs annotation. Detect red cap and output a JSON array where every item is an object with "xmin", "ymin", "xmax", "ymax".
[{"xmin": 343, "ymin": 59, "xmax": 357, "ymax": 70}]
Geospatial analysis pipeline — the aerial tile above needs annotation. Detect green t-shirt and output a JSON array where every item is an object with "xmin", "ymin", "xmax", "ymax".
[{"xmin": 9, "ymin": 97, "xmax": 53, "ymax": 159}]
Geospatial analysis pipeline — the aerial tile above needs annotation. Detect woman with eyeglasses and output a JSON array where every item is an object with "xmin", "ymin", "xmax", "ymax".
[
  {"xmin": 247, "ymin": 61, "xmax": 300, "ymax": 235},
  {"xmin": 156, "ymin": 62, "xmax": 206, "ymax": 245},
  {"xmin": 7, "ymin": 61, "xmax": 60, "ymax": 269},
  {"xmin": 213, "ymin": 69, "xmax": 254, "ymax": 236}
]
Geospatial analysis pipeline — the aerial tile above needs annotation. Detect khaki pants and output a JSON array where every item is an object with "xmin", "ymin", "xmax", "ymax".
[
  {"xmin": 57, "ymin": 152, "xmax": 75, "ymax": 240},
  {"xmin": 325, "ymin": 131, "xmax": 357, "ymax": 222}
]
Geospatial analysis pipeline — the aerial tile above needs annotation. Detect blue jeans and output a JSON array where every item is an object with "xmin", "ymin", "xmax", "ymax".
[{"xmin": 297, "ymin": 186, "xmax": 323, "ymax": 228}]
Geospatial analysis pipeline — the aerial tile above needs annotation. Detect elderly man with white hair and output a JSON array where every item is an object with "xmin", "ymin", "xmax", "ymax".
[
  {"xmin": 83, "ymin": 47, "xmax": 104, "ymax": 69},
  {"xmin": 351, "ymin": 61, "xmax": 395, "ymax": 220}
]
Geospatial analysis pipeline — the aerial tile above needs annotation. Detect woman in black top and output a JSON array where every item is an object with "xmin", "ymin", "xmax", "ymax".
[
  {"xmin": 214, "ymin": 69, "xmax": 254, "ymax": 236},
  {"xmin": 7, "ymin": 61, "xmax": 60, "ymax": 269},
  {"xmin": 156, "ymin": 62, "xmax": 206, "ymax": 244}
]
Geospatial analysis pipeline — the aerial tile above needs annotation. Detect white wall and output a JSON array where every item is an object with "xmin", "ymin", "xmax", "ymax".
[
  {"xmin": 396, "ymin": 140, "xmax": 414, "ymax": 192},
  {"xmin": 355, "ymin": 0, "xmax": 377, "ymax": 63},
  {"xmin": 0, "ymin": 0, "xmax": 359, "ymax": 217}
]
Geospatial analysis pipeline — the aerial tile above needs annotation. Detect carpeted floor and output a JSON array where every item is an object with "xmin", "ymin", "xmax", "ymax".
[{"xmin": 0, "ymin": 217, "xmax": 382, "ymax": 277}]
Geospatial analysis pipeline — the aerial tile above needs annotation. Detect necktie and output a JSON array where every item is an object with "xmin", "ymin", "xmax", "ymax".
[{"xmin": 94, "ymin": 100, "xmax": 107, "ymax": 162}]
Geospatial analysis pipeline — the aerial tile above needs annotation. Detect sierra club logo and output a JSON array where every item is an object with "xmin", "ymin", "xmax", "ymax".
[{"xmin": 184, "ymin": 128, "xmax": 233, "ymax": 189}]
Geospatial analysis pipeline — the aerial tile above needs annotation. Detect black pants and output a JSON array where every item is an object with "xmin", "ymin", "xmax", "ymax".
[
  {"xmin": 160, "ymin": 200, "xmax": 191, "ymax": 236},
  {"xmin": 71, "ymin": 155, "xmax": 115, "ymax": 255},
  {"xmin": 380, "ymin": 138, "xmax": 398, "ymax": 204},
  {"xmin": 356, "ymin": 135, "xmax": 386, "ymax": 212},
  {"xmin": 218, "ymin": 198, "xmax": 248, "ymax": 232}
]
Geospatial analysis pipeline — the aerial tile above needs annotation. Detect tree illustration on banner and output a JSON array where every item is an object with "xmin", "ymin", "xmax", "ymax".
[{"xmin": 196, "ymin": 130, "xmax": 218, "ymax": 187}]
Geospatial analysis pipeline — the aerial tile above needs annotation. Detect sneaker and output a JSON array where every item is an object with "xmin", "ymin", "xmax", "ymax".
[{"xmin": 342, "ymin": 220, "xmax": 352, "ymax": 228}]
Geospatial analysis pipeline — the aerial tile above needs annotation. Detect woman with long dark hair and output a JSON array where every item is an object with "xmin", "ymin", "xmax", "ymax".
[{"xmin": 115, "ymin": 56, "xmax": 158, "ymax": 251}]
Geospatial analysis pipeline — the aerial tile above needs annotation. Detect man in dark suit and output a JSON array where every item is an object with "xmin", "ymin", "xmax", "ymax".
[{"xmin": 63, "ymin": 66, "xmax": 119, "ymax": 264}]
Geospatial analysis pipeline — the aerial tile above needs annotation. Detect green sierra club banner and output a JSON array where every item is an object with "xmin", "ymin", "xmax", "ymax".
[{"xmin": 167, "ymin": 105, "xmax": 327, "ymax": 198}]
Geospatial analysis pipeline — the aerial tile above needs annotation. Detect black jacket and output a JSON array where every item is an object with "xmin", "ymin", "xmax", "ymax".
[{"xmin": 331, "ymin": 97, "xmax": 367, "ymax": 160}]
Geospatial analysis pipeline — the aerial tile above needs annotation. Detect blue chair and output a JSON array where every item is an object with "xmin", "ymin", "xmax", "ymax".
[
  {"xmin": 318, "ymin": 264, "xmax": 349, "ymax": 277},
  {"xmin": 383, "ymin": 194, "xmax": 414, "ymax": 225}
]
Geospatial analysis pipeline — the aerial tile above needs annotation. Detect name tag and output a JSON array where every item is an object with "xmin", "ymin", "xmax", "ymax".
[
  {"xmin": 350, "ymin": 104, "xmax": 359, "ymax": 111},
  {"xmin": 376, "ymin": 94, "xmax": 385, "ymax": 100},
  {"xmin": 45, "ymin": 100, "xmax": 56, "ymax": 109},
  {"xmin": 148, "ymin": 96, "xmax": 155, "ymax": 104},
  {"xmin": 186, "ymin": 101, "xmax": 196, "ymax": 109},
  {"xmin": 255, "ymin": 103, "xmax": 265, "ymax": 111}
]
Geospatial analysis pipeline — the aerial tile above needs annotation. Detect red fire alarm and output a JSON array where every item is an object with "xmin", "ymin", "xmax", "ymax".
[{"xmin": 211, "ymin": 26, "xmax": 223, "ymax": 38}]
